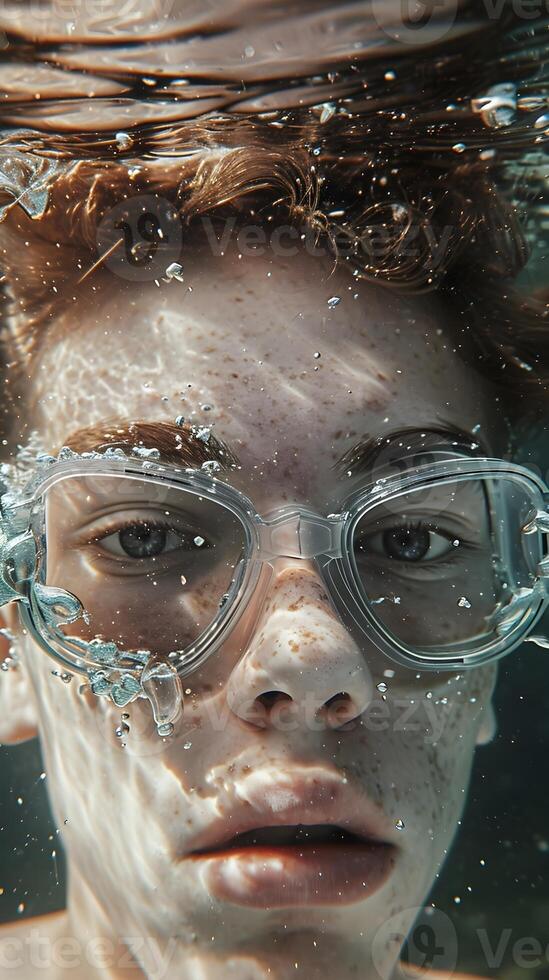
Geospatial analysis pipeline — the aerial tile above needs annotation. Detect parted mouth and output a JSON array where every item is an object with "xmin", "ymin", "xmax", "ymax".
[
  {"xmin": 185, "ymin": 767, "xmax": 399, "ymax": 859},
  {"xmin": 193, "ymin": 822, "xmax": 374, "ymax": 855}
]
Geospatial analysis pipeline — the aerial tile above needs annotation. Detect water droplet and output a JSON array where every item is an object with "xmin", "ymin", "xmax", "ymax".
[
  {"xmin": 164, "ymin": 262, "xmax": 184, "ymax": 282},
  {"xmin": 131, "ymin": 446, "xmax": 160, "ymax": 460},
  {"xmin": 452, "ymin": 142, "xmax": 466, "ymax": 154},
  {"xmin": 157, "ymin": 722, "xmax": 174, "ymax": 737},
  {"xmin": 51, "ymin": 670, "xmax": 72, "ymax": 684},
  {"xmin": 17, "ymin": 903, "xmax": 25, "ymax": 914},
  {"xmin": 180, "ymin": 575, "xmax": 187, "ymax": 586},
  {"xmin": 115, "ymin": 723, "xmax": 130, "ymax": 738},
  {"xmin": 457, "ymin": 596, "xmax": 471, "ymax": 608},
  {"xmin": 175, "ymin": 415, "xmax": 185, "ymax": 427},
  {"xmin": 194, "ymin": 535, "xmax": 205, "ymax": 547},
  {"xmin": 184, "ymin": 741, "xmax": 192, "ymax": 750},
  {"xmin": 426, "ymin": 691, "xmax": 433, "ymax": 700},
  {"xmin": 319, "ymin": 102, "xmax": 336, "ymax": 124},
  {"xmin": 192, "ymin": 426, "xmax": 212, "ymax": 444},
  {"xmin": 313, "ymin": 351, "xmax": 321, "ymax": 359},
  {"xmin": 471, "ymin": 83, "xmax": 516, "ymax": 128},
  {"xmin": 115, "ymin": 131, "xmax": 133, "ymax": 151},
  {"xmin": 395, "ymin": 818, "xmax": 405, "ymax": 831},
  {"xmin": 327, "ymin": 296, "xmax": 341, "ymax": 309},
  {"xmin": 384, "ymin": 70, "xmax": 396, "ymax": 81},
  {"xmin": 534, "ymin": 113, "xmax": 549, "ymax": 130},
  {"xmin": 244, "ymin": 44, "xmax": 255, "ymax": 58},
  {"xmin": 452, "ymin": 539, "xmax": 460, "ymax": 547},
  {"xmin": 376, "ymin": 681, "xmax": 388, "ymax": 694},
  {"xmin": 201, "ymin": 460, "xmax": 221, "ymax": 475}
]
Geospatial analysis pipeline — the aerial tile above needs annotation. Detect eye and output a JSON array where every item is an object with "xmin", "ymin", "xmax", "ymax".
[
  {"xmin": 356, "ymin": 522, "xmax": 457, "ymax": 563},
  {"xmin": 96, "ymin": 521, "xmax": 210, "ymax": 560}
]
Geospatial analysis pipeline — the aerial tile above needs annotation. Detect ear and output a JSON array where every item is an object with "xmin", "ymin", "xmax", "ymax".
[
  {"xmin": 0, "ymin": 604, "xmax": 39, "ymax": 744},
  {"xmin": 476, "ymin": 700, "xmax": 497, "ymax": 746}
]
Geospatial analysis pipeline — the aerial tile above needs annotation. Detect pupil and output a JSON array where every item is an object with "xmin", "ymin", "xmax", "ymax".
[
  {"xmin": 119, "ymin": 524, "xmax": 167, "ymax": 559},
  {"xmin": 383, "ymin": 526, "xmax": 430, "ymax": 562}
]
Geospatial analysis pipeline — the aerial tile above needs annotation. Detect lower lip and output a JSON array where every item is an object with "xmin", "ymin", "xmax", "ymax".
[{"xmin": 190, "ymin": 841, "xmax": 396, "ymax": 908}]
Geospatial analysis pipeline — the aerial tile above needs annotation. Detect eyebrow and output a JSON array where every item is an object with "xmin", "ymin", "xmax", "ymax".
[
  {"xmin": 58, "ymin": 419, "xmax": 486, "ymax": 481},
  {"xmin": 333, "ymin": 423, "xmax": 489, "ymax": 479},
  {"xmin": 58, "ymin": 419, "xmax": 240, "ymax": 473}
]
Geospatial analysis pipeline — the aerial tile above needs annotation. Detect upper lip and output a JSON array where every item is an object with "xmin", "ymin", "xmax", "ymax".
[{"xmin": 185, "ymin": 766, "xmax": 399, "ymax": 856}]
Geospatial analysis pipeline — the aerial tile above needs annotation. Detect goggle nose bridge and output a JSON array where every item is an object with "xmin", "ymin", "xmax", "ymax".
[{"xmin": 256, "ymin": 507, "xmax": 345, "ymax": 560}]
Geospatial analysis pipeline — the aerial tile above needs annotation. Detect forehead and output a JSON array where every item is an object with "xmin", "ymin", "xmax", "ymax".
[{"xmin": 33, "ymin": 243, "xmax": 496, "ymax": 507}]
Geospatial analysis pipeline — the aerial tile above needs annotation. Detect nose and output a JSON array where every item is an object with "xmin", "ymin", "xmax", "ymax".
[{"xmin": 226, "ymin": 562, "xmax": 374, "ymax": 732}]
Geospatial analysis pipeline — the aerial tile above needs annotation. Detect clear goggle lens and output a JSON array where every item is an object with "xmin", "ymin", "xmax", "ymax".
[
  {"xmin": 349, "ymin": 475, "xmax": 541, "ymax": 660},
  {"xmin": 41, "ymin": 474, "xmax": 247, "ymax": 659}
]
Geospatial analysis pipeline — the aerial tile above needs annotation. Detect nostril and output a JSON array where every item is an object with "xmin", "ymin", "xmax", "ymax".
[
  {"xmin": 257, "ymin": 691, "xmax": 293, "ymax": 711},
  {"xmin": 320, "ymin": 691, "xmax": 356, "ymax": 728},
  {"xmin": 325, "ymin": 692, "xmax": 349, "ymax": 708}
]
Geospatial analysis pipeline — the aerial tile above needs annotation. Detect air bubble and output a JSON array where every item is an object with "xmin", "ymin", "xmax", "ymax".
[
  {"xmin": 457, "ymin": 596, "xmax": 471, "ymax": 608},
  {"xmin": 194, "ymin": 536, "xmax": 205, "ymax": 547},
  {"xmin": 184, "ymin": 741, "xmax": 192, "ymax": 750},
  {"xmin": 327, "ymin": 296, "xmax": 341, "ymax": 309},
  {"xmin": 131, "ymin": 446, "xmax": 160, "ymax": 460},
  {"xmin": 471, "ymin": 83, "xmax": 516, "ymax": 128},
  {"xmin": 115, "ymin": 132, "xmax": 133, "ymax": 151},
  {"xmin": 395, "ymin": 818, "xmax": 405, "ymax": 831},
  {"xmin": 164, "ymin": 262, "xmax": 184, "ymax": 282},
  {"xmin": 376, "ymin": 682, "xmax": 388, "ymax": 694},
  {"xmin": 452, "ymin": 143, "xmax": 466, "ymax": 153},
  {"xmin": 193, "ymin": 426, "xmax": 212, "ymax": 443},
  {"xmin": 115, "ymin": 723, "xmax": 130, "ymax": 738},
  {"xmin": 201, "ymin": 460, "xmax": 221, "ymax": 475},
  {"xmin": 319, "ymin": 103, "xmax": 336, "ymax": 124},
  {"xmin": 157, "ymin": 722, "xmax": 174, "ymax": 737}
]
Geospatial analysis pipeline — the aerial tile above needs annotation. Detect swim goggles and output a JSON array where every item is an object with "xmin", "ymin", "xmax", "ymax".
[{"xmin": 1, "ymin": 445, "xmax": 548, "ymax": 735}]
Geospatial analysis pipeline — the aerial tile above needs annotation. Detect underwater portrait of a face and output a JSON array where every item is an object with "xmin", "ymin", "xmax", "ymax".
[{"xmin": 0, "ymin": 2, "xmax": 547, "ymax": 979}]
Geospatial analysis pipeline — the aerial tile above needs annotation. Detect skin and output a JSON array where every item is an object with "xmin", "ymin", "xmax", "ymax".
[{"xmin": 0, "ymin": 239, "xmax": 498, "ymax": 979}]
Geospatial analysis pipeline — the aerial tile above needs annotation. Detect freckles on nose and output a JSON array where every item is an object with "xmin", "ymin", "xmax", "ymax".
[{"xmin": 225, "ymin": 566, "xmax": 374, "ymax": 727}]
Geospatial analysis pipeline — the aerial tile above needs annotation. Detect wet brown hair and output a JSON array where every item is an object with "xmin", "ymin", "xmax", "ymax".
[{"xmin": 0, "ymin": 3, "xmax": 547, "ymax": 426}]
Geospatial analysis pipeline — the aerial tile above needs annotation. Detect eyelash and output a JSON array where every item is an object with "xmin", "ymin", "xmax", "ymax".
[
  {"xmin": 356, "ymin": 519, "xmax": 477, "ymax": 567},
  {"xmin": 78, "ymin": 516, "xmax": 201, "ymax": 558}
]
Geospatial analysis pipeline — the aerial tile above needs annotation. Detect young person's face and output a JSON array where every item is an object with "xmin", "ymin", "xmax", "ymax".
[{"xmin": 3, "ymin": 240, "xmax": 498, "ymax": 976}]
